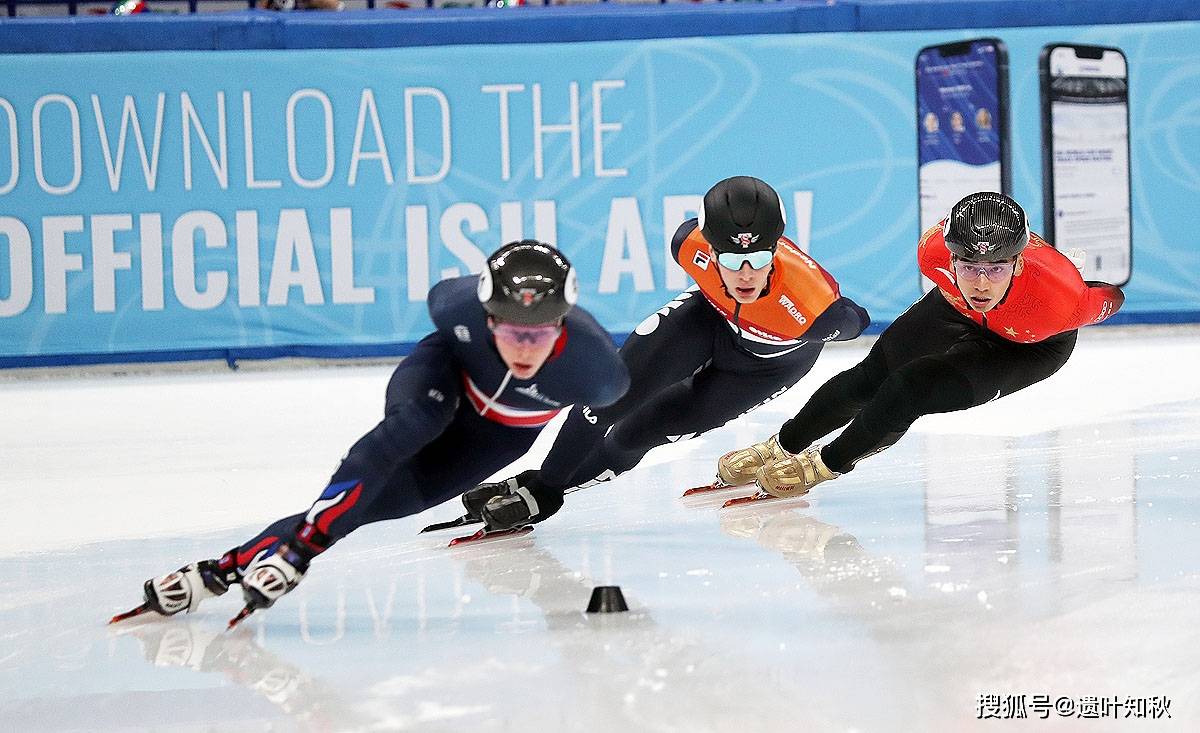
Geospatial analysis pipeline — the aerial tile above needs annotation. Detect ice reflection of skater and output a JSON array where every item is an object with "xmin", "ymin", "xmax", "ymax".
[
  {"xmin": 433, "ymin": 541, "xmax": 835, "ymax": 731},
  {"xmin": 717, "ymin": 499, "xmax": 1172, "ymax": 728},
  {"xmin": 719, "ymin": 508, "xmax": 998, "ymax": 728},
  {"xmin": 114, "ymin": 620, "xmax": 362, "ymax": 731},
  {"xmin": 721, "ymin": 505, "xmax": 1059, "ymax": 628},
  {"xmin": 720, "ymin": 508, "xmax": 907, "ymax": 611}
]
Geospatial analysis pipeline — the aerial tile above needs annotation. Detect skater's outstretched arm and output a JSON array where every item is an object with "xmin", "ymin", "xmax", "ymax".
[
  {"xmin": 228, "ymin": 331, "xmax": 463, "ymax": 562},
  {"xmin": 805, "ymin": 296, "xmax": 871, "ymax": 343},
  {"xmin": 346, "ymin": 332, "xmax": 462, "ymax": 475}
]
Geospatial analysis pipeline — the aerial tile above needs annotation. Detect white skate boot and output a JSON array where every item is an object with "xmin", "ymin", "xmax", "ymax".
[
  {"xmin": 110, "ymin": 560, "xmax": 235, "ymax": 624},
  {"xmin": 228, "ymin": 544, "xmax": 309, "ymax": 628}
]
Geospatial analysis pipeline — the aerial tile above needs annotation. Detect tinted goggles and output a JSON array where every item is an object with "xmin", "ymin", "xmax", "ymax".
[
  {"xmin": 715, "ymin": 249, "xmax": 775, "ymax": 271},
  {"xmin": 490, "ymin": 321, "xmax": 562, "ymax": 347},
  {"xmin": 951, "ymin": 259, "xmax": 1016, "ymax": 283}
]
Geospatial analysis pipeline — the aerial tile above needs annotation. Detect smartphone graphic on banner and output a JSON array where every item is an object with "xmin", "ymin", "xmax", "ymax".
[
  {"xmin": 915, "ymin": 38, "xmax": 1010, "ymax": 291},
  {"xmin": 1040, "ymin": 44, "xmax": 1132, "ymax": 286}
]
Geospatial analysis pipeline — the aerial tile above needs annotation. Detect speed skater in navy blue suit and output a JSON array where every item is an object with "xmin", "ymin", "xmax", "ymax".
[
  {"xmin": 113, "ymin": 241, "xmax": 629, "ymax": 626},
  {"xmin": 471, "ymin": 177, "xmax": 870, "ymax": 533}
]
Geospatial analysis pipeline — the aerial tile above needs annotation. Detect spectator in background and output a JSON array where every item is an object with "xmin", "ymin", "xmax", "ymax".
[{"xmin": 260, "ymin": 0, "xmax": 343, "ymax": 10}]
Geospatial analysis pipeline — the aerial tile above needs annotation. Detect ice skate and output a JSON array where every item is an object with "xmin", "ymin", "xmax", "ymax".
[
  {"xmin": 420, "ymin": 478, "xmax": 518, "ymax": 534},
  {"xmin": 681, "ymin": 479, "xmax": 743, "ymax": 497},
  {"xmin": 228, "ymin": 545, "xmax": 308, "ymax": 629},
  {"xmin": 419, "ymin": 514, "xmax": 482, "ymax": 534},
  {"xmin": 109, "ymin": 560, "xmax": 234, "ymax": 624},
  {"xmin": 447, "ymin": 524, "xmax": 535, "ymax": 547},
  {"xmin": 755, "ymin": 445, "xmax": 839, "ymax": 498},
  {"xmin": 715, "ymin": 434, "xmax": 791, "ymax": 487}
]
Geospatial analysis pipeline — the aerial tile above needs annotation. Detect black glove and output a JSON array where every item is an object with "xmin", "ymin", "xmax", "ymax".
[
  {"xmin": 462, "ymin": 478, "xmax": 517, "ymax": 520},
  {"xmin": 475, "ymin": 470, "xmax": 565, "ymax": 531}
]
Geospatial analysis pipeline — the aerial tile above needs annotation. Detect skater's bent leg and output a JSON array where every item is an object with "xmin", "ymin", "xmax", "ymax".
[
  {"xmin": 820, "ymin": 356, "xmax": 976, "ymax": 473},
  {"xmin": 777, "ymin": 356, "xmax": 887, "ymax": 454},
  {"xmin": 780, "ymin": 290, "xmax": 984, "ymax": 455},
  {"xmin": 820, "ymin": 330, "xmax": 1077, "ymax": 475},
  {"xmin": 222, "ymin": 512, "xmax": 310, "ymax": 573},
  {"xmin": 359, "ymin": 419, "xmax": 541, "ymax": 521},
  {"xmin": 540, "ymin": 292, "xmax": 717, "ymax": 488},
  {"xmin": 225, "ymin": 417, "xmax": 540, "ymax": 573},
  {"xmin": 564, "ymin": 351, "xmax": 819, "ymax": 488}
]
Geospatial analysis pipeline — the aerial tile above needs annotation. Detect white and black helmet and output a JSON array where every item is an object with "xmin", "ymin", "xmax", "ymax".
[
  {"xmin": 699, "ymin": 176, "xmax": 786, "ymax": 254},
  {"xmin": 477, "ymin": 241, "xmax": 578, "ymax": 325}
]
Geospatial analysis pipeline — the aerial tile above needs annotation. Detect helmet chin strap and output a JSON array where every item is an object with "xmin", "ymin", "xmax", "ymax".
[
  {"xmin": 761, "ymin": 263, "xmax": 777, "ymax": 298},
  {"xmin": 478, "ymin": 369, "xmax": 514, "ymax": 419}
]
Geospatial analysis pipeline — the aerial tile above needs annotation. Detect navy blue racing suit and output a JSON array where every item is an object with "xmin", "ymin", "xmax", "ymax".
[
  {"xmin": 532, "ymin": 220, "xmax": 870, "ymax": 495},
  {"xmin": 220, "ymin": 276, "xmax": 628, "ymax": 572}
]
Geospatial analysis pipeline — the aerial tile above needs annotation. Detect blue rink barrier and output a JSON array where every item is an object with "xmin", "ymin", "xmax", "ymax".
[
  {"xmin": 850, "ymin": 0, "xmax": 1200, "ymax": 31},
  {"xmin": 3, "ymin": 311, "xmax": 1196, "ymax": 370},
  {"xmin": 3, "ymin": 2, "xmax": 1200, "ymax": 368},
  {"xmin": 5, "ymin": 5, "xmax": 848, "ymax": 53},
  {"xmin": 4, "ymin": 2, "xmax": 1200, "ymax": 53}
]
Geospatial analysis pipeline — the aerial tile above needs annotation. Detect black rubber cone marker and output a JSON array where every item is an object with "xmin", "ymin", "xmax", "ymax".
[{"xmin": 586, "ymin": 585, "xmax": 629, "ymax": 613}]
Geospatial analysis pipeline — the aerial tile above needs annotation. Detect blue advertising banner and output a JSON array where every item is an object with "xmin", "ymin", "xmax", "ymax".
[{"xmin": 2, "ymin": 20, "xmax": 1199, "ymax": 362}]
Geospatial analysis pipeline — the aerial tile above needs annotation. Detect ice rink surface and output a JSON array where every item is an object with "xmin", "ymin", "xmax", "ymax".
[{"xmin": 2, "ymin": 326, "xmax": 1198, "ymax": 732}]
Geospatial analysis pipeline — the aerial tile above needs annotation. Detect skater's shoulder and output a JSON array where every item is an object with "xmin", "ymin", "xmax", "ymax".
[
  {"xmin": 775, "ymin": 238, "xmax": 832, "ymax": 276},
  {"xmin": 670, "ymin": 218, "xmax": 701, "ymax": 261},
  {"xmin": 427, "ymin": 276, "xmax": 486, "ymax": 325},
  {"xmin": 917, "ymin": 225, "xmax": 951, "ymax": 264},
  {"xmin": 771, "ymin": 238, "xmax": 840, "ymax": 306},
  {"xmin": 549, "ymin": 309, "xmax": 628, "ymax": 399},
  {"xmin": 1020, "ymin": 233, "xmax": 1074, "ymax": 273},
  {"xmin": 560, "ymin": 307, "xmax": 623, "ymax": 364}
]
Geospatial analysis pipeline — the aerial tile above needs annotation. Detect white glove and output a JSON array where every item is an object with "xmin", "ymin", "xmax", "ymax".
[{"xmin": 1064, "ymin": 248, "xmax": 1087, "ymax": 274}]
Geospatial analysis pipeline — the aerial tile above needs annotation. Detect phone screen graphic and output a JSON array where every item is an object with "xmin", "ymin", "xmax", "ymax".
[
  {"xmin": 1044, "ymin": 46, "xmax": 1131, "ymax": 285},
  {"xmin": 916, "ymin": 39, "xmax": 1007, "ymax": 235}
]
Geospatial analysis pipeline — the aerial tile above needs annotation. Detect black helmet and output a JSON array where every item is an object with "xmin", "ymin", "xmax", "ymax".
[
  {"xmin": 477, "ymin": 240, "xmax": 577, "ymax": 325},
  {"xmin": 699, "ymin": 176, "xmax": 786, "ymax": 254},
  {"xmin": 943, "ymin": 192, "xmax": 1029, "ymax": 262}
]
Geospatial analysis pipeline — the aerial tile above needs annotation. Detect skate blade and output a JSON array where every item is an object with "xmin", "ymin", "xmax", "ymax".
[
  {"xmin": 227, "ymin": 605, "xmax": 256, "ymax": 630},
  {"xmin": 108, "ymin": 603, "xmax": 154, "ymax": 625},
  {"xmin": 448, "ymin": 526, "xmax": 534, "ymax": 547},
  {"xmin": 681, "ymin": 480, "xmax": 739, "ymax": 497},
  {"xmin": 420, "ymin": 515, "xmax": 482, "ymax": 534},
  {"xmin": 721, "ymin": 491, "xmax": 791, "ymax": 509}
]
